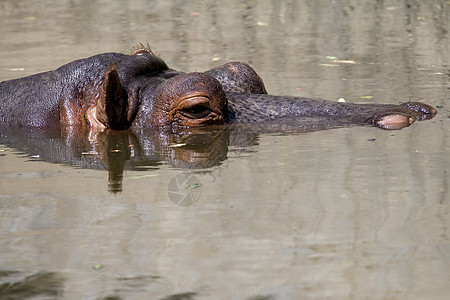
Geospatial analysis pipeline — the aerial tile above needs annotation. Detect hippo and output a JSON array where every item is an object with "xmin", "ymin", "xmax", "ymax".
[{"xmin": 0, "ymin": 47, "xmax": 437, "ymax": 131}]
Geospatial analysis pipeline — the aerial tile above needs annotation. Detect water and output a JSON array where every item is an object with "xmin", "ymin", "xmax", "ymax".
[{"xmin": 1, "ymin": 0, "xmax": 449, "ymax": 299}]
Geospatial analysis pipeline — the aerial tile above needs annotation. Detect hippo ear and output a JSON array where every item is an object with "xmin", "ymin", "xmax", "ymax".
[{"xmin": 96, "ymin": 64, "xmax": 128, "ymax": 129}]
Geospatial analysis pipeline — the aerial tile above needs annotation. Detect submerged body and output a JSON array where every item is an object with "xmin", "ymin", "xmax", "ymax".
[{"xmin": 0, "ymin": 48, "xmax": 437, "ymax": 131}]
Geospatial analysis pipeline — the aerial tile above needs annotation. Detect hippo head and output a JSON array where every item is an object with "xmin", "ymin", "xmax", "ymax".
[{"xmin": 94, "ymin": 53, "xmax": 228, "ymax": 130}]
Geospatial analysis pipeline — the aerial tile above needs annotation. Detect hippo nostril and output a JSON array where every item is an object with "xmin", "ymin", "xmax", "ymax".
[{"xmin": 431, "ymin": 107, "xmax": 438, "ymax": 115}]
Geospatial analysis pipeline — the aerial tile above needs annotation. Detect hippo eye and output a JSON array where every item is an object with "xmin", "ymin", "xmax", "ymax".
[{"xmin": 181, "ymin": 105, "xmax": 212, "ymax": 118}]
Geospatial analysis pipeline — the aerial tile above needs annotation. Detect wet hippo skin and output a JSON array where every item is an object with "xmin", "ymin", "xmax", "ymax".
[{"xmin": 0, "ymin": 47, "xmax": 437, "ymax": 131}]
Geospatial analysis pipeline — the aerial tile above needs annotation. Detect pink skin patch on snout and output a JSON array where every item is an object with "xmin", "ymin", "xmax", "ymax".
[{"xmin": 376, "ymin": 114, "xmax": 416, "ymax": 130}]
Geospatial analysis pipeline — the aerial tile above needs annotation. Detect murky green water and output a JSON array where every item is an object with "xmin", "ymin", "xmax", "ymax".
[{"xmin": 1, "ymin": 1, "xmax": 449, "ymax": 299}]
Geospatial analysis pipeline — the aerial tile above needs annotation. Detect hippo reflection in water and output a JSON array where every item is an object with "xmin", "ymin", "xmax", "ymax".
[{"xmin": 0, "ymin": 47, "xmax": 437, "ymax": 131}]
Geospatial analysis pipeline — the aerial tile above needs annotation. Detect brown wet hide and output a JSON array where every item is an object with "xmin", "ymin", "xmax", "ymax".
[
  {"xmin": 59, "ymin": 94, "xmax": 85, "ymax": 127},
  {"xmin": 149, "ymin": 73, "xmax": 228, "ymax": 128},
  {"xmin": 205, "ymin": 62, "xmax": 268, "ymax": 94}
]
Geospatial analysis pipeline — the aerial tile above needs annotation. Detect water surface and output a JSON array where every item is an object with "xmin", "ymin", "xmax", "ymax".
[{"xmin": 1, "ymin": 1, "xmax": 449, "ymax": 299}]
